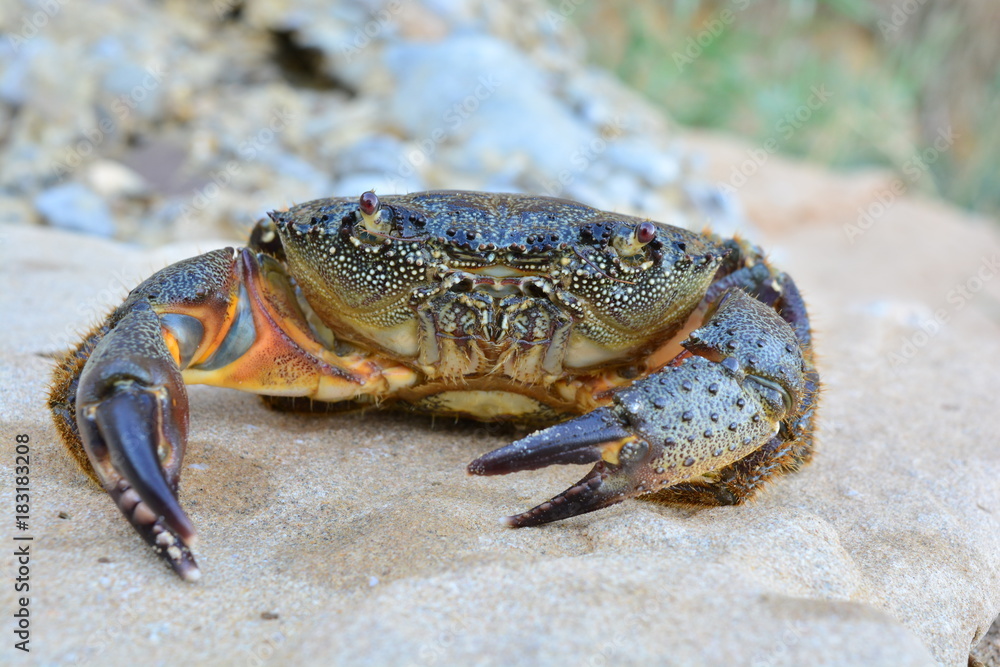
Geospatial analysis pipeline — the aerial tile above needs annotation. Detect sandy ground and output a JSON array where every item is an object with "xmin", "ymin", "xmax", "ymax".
[{"xmin": 2, "ymin": 144, "xmax": 1000, "ymax": 665}]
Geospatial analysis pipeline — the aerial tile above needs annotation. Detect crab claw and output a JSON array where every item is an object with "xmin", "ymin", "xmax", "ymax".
[
  {"xmin": 469, "ymin": 288, "xmax": 807, "ymax": 528},
  {"xmin": 468, "ymin": 408, "xmax": 650, "ymax": 526},
  {"xmin": 469, "ymin": 409, "xmax": 631, "ymax": 476},
  {"xmin": 75, "ymin": 302, "xmax": 201, "ymax": 581}
]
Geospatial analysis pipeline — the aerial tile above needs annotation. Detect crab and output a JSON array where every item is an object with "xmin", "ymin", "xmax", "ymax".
[{"xmin": 49, "ymin": 190, "xmax": 819, "ymax": 581}]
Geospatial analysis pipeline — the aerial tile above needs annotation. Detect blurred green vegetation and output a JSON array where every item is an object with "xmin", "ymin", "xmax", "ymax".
[{"xmin": 576, "ymin": 0, "xmax": 1000, "ymax": 219}]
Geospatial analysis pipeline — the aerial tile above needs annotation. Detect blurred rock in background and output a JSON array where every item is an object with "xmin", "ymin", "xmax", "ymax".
[{"xmin": 0, "ymin": 0, "xmax": 743, "ymax": 246}]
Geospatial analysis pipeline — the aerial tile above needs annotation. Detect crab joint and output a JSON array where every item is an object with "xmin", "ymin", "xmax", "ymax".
[{"xmin": 600, "ymin": 436, "xmax": 646, "ymax": 466}]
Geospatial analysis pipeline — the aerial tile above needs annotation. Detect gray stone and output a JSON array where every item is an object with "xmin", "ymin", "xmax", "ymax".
[
  {"xmin": 0, "ymin": 37, "xmax": 44, "ymax": 106},
  {"xmin": 33, "ymin": 182, "xmax": 115, "ymax": 236},
  {"xmin": 684, "ymin": 180, "xmax": 755, "ymax": 238},
  {"xmin": 332, "ymin": 171, "xmax": 425, "ymax": 199},
  {"xmin": 384, "ymin": 36, "xmax": 594, "ymax": 181},
  {"xmin": 85, "ymin": 160, "xmax": 150, "ymax": 199},
  {"xmin": 606, "ymin": 139, "xmax": 682, "ymax": 188}
]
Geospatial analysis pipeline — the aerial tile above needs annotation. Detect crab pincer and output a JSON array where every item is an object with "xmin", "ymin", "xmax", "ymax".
[
  {"xmin": 73, "ymin": 301, "xmax": 202, "ymax": 580},
  {"xmin": 468, "ymin": 288, "xmax": 810, "ymax": 526}
]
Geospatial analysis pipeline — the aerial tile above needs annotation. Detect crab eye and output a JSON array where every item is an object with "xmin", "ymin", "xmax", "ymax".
[
  {"xmin": 359, "ymin": 191, "xmax": 380, "ymax": 216},
  {"xmin": 636, "ymin": 222, "xmax": 656, "ymax": 245},
  {"xmin": 356, "ymin": 191, "xmax": 392, "ymax": 238}
]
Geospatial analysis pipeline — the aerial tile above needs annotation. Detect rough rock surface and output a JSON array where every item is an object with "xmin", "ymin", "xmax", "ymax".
[
  {"xmin": 2, "ymin": 147, "xmax": 1000, "ymax": 665},
  {"xmin": 2, "ymin": 0, "xmax": 999, "ymax": 665}
]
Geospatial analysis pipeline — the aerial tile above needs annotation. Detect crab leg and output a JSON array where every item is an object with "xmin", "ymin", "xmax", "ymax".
[
  {"xmin": 50, "ymin": 248, "xmax": 416, "ymax": 580},
  {"xmin": 468, "ymin": 287, "xmax": 812, "ymax": 526}
]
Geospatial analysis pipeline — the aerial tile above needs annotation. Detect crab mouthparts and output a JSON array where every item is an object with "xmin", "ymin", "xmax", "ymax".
[{"xmin": 444, "ymin": 265, "xmax": 555, "ymax": 298}]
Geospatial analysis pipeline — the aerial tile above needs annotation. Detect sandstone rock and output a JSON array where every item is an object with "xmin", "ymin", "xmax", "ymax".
[{"xmin": 2, "ymin": 150, "xmax": 999, "ymax": 665}]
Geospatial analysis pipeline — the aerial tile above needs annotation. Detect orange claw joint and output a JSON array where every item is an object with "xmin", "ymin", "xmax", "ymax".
[{"xmin": 468, "ymin": 288, "xmax": 809, "ymax": 527}]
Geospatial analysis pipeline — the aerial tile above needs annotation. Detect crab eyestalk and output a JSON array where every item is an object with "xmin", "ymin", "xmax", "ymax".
[
  {"xmin": 358, "ymin": 190, "xmax": 391, "ymax": 235},
  {"xmin": 611, "ymin": 221, "xmax": 658, "ymax": 257}
]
